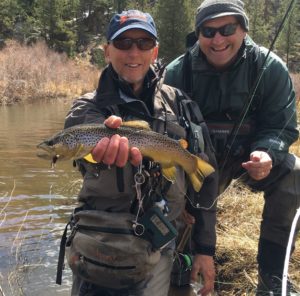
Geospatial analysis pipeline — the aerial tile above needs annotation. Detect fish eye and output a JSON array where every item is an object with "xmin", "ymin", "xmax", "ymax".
[{"xmin": 46, "ymin": 139, "xmax": 54, "ymax": 146}]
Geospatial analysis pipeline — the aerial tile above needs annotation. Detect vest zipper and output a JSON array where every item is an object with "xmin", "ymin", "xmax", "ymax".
[{"xmin": 78, "ymin": 254, "xmax": 136, "ymax": 270}]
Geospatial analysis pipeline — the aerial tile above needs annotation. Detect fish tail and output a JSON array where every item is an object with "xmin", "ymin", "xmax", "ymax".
[
  {"xmin": 188, "ymin": 156, "xmax": 215, "ymax": 192},
  {"xmin": 162, "ymin": 166, "xmax": 177, "ymax": 182}
]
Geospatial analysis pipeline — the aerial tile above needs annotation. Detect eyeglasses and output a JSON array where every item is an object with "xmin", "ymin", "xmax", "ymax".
[
  {"xmin": 200, "ymin": 23, "xmax": 238, "ymax": 38},
  {"xmin": 111, "ymin": 38, "xmax": 156, "ymax": 51}
]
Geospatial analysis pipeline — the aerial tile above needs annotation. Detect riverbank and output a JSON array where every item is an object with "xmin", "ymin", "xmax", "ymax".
[
  {"xmin": 0, "ymin": 40, "xmax": 99, "ymax": 105},
  {"xmin": 0, "ymin": 40, "xmax": 299, "ymax": 107},
  {"xmin": 215, "ymin": 184, "xmax": 300, "ymax": 295}
]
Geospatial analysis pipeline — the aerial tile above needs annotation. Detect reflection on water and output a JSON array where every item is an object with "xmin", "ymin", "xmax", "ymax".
[{"xmin": 0, "ymin": 99, "xmax": 80, "ymax": 296}]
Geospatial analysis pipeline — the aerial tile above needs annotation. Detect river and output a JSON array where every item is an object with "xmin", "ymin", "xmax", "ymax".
[
  {"xmin": 0, "ymin": 99, "xmax": 201, "ymax": 296},
  {"xmin": 0, "ymin": 99, "xmax": 78, "ymax": 296}
]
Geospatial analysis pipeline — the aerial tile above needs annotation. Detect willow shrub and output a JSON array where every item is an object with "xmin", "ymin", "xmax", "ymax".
[{"xmin": 0, "ymin": 40, "xmax": 99, "ymax": 105}]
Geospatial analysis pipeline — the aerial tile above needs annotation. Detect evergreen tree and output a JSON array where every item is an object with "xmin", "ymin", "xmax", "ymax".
[
  {"xmin": 244, "ymin": 0, "xmax": 270, "ymax": 47},
  {"xmin": 34, "ymin": 0, "xmax": 78, "ymax": 55},
  {"xmin": 0, "ymin": 0, "xmax": 298, "ymax": 71},
  {"xmin": 154, "ymin": 0, "xmax": 193, "ymax": 64},
  {"xmin": 76, "ymin": 0, "xmax": 112, "ymax": 46},
  {"xmin": 0, "ymin": 0, "xmax": 23, "ymax": 40},
  {"xmin": 276, "ymin": 0, "xmax": 300, "ymax": 71}
]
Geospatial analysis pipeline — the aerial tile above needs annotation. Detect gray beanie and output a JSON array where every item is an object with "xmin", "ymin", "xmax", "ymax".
[{"xmin": 195, "ymin": 0, "xmax": 249, "ymax": 36}]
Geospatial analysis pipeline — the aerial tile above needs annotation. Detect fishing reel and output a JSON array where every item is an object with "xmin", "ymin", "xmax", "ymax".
[{"xmin": 171, "ymin": 252, "xmax": 193, "ymax": 286}]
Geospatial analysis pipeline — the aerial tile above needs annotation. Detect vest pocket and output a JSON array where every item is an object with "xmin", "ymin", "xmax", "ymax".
[{"xmin": 65, "ymin": 210, "xmax": 161, "ymax": 289}]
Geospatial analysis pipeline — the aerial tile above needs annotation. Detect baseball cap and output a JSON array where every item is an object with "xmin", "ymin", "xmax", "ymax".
[{"xmin": 106, "ymin": 10, "xmax": 157, "ymax": 41}]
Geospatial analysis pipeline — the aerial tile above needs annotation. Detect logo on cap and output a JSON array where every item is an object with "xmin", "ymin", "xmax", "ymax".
[{"xmin": 120, "ymin": 12, "xmax": 148, "ymax": 24}]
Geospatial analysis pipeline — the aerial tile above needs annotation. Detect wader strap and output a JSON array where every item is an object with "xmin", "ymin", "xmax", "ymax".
[
  {"xmin": 116, "ymin": 167, "xmax": 125, "ymax": 192},
  {"xmin": 175, "ymin": 89, "xmax": 206, "ymax": 153},
  {"xmin": 177, "ymin": 224, "xmax": 192, "ymax": 253},
  {"xmin": 56, "ymin": 222, "xmax": 70, "ymax": 285},
  {"xmin": 182, "ymin": 51, "xmax": 193, "ymax": 97}
]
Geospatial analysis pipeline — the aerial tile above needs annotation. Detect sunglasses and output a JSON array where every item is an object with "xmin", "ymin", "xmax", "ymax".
[
  {"xmin": 200, "ymin": 23, "xmax": 238, "ymax": 38},
  {"xmin": 111, "ymin": 38, "xmax": 156, "ymax": 51}
]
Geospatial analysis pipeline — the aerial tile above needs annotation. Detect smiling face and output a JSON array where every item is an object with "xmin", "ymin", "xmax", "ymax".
[
  {"xmin": 104, "ymin": 29, "xmax": 158, "ymax": 95},
  {"xmin": 199, "ymin": 15, "xmax": 246, "ymax": 70}
]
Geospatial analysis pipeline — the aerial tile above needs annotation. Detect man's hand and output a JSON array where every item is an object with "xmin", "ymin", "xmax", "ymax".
[
  {"xmin": 241, "ymin": 150, "xmax": 273, "ymax": 180},
  {"xmin": 191, "ymin": 254, "xmax": 215, "ymax": 296},
  {"xmin": 91, "ymin": 115, "xmax": 142, "ymax": 167},
  {"xmin": 180, "ymin": 210, "xmax": 215, "ymax": 295}
]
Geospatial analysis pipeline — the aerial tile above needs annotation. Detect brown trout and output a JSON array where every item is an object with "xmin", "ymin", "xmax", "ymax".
[{"xmin": 37, "ymin": 121, "xmax": 214, "ymax": 192}]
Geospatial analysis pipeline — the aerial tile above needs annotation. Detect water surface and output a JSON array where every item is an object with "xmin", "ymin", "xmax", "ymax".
[{"xmin": 0, "ymin": 99, "xmax": 80, "ymax": 296}]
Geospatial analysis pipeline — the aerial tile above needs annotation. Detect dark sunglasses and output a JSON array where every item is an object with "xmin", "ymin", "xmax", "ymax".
[
  {"xmin": 111, "ymin": 38, "xmax": 156, "ymax": 51},
  {"xmin": 200, "ymin": 23, "xmax": 238, "ymax": 38}
]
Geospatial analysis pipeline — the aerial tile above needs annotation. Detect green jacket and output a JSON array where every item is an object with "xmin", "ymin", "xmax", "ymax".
[{"xmin": 165, "ymin": 36, "xmax": 299, "ymax": 167}]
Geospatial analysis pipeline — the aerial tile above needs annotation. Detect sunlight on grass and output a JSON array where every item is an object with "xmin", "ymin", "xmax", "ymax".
[
  {"xmin": 215, "ymin": 177, "xmax": 300, "ymax": 295},
  {"xmin": 0, "ymin": 40, "xmax": 99, "ymax": 105}
]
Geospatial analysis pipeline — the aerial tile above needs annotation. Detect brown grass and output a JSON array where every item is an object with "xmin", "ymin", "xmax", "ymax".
[
  {"xmin": 215, "ymin": 177, "xmax": 300, "ymax": 295},
  {"xmin": 291, "ymin": 73, "xmax": 300, "ymax": 98},
  {"xmin": 0, "ymin": 40, "xmax": 99, "ymax": 105}
]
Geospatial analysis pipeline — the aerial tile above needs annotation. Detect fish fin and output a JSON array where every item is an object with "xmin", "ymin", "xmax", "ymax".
[
  {"xmin": 178, "ymin": 139, "xmax": 188, "ymax": 149},
  {"xmin": 83, "ymin": 153, "xmax": 97, "ymax": 163},
  {"xmin": 121, "ymin": 120, "xmax": 151, "ymax": 130},
  {"xmin": 162, "ymin": 166, "xmax": 177, "ymax": 182},
  {"xmin": 188, "ymin": 156, "xmax": 215, "ymax": 192}
]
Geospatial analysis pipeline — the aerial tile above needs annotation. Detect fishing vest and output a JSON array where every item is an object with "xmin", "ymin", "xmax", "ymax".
[{"xmin": 56, "ymin": 80, "xmax": 216, "ymax": 286}]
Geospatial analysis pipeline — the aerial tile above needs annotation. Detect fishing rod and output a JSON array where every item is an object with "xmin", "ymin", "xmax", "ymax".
[{"xmin": 220, "ymin": 0, "xmax": 298, "ymax": 173}]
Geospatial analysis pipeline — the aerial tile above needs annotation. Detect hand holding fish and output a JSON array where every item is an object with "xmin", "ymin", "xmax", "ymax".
[
  {"xmin": 92, "ymin": 116, "xmax": 142, "ymax": 167},
  {"xmin": 241, "ymin": 150, "xmax": 272, "ymax": 180},
  {"xmin": 37, "ymin": 119, "xmax": 215, "ymax": 192}
]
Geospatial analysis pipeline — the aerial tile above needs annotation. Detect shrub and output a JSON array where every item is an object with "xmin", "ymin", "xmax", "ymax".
[{"xmin": 0, "ymin": 40, "xmax": 99, "ymax": 105}]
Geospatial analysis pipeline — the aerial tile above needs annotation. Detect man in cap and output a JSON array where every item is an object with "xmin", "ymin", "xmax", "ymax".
[
  {"xmin": 61, "ymin": 9, "xmax": 217, "ymax": 296},
  {"xmin": 165, "ymin": 0, "xmax": 300, "ymax": 295}
]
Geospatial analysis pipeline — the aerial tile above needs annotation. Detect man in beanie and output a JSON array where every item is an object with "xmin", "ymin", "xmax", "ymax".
[
  {"xmin": 59, "ymin": 9, "xmax": 217, "ymax": 296},
  {"xmin": 165, "ymin": 0, "xmax": 300, "ymax": 295}
]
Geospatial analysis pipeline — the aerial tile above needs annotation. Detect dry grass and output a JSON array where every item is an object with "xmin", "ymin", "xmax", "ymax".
[
  {"xmin": 215, "ymin": 177, "xmax": 300, "ymax": 295},
  {"xmin": 291, "ymin": 73, "xmax": 300, "ymax": 98},
  {"xmin": 0, "ymin": 40, "xmax": 99, "ymax": 105}
]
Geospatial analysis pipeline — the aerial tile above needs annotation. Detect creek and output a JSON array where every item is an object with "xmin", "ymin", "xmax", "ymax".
[{"xmin": 0, "ymin": 99, "xmax": 79, "ymax": 296}]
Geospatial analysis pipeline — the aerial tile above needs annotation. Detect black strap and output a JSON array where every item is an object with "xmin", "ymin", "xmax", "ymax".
[
  {"xmin": 121, "ymin": 103, "xmax": 157, "ymax": 123},
  {"xmin": 175, "ymin": 89, "xmax": 204, "ymax": 123},
  {"xmin": 116, "ymin": 167, "xmax": 125, "ymax": 192},
  {"xmin": 182, "ymin": 51, "xmax": 193, "ymax": 97},
  {"xmin": 56, "ymin": 222, "xmax": 70, "ymax": 285}
]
